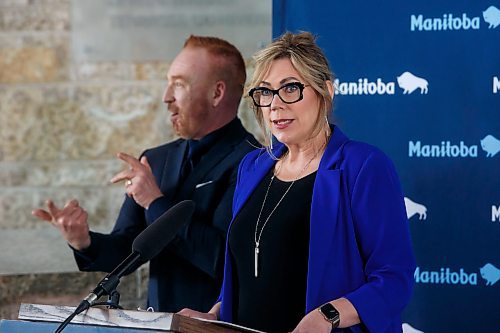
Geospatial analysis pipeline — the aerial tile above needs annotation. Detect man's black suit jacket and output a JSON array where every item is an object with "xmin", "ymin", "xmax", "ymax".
[{"xmin": 74, "ymin": 118, "xmax": 258, "ymax": 312}]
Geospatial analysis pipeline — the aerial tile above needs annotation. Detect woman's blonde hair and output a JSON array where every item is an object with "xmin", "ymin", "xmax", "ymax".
[{"xmin": 246, "ymin": 31, "xmax": 334, "ymax": 148}]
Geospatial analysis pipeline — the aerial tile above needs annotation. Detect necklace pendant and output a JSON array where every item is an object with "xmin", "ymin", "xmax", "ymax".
[{"xmin": 254, "ymin": 245, "xmax": 259, "ymax": 277}]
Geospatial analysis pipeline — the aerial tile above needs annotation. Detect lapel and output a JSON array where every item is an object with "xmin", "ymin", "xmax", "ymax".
[
  {"xmin": 232, "ymin": 145, "xmax": 287, "ymax": 217},
  {"xmin": 159, "ymin": 140, "xmax": 187, "ymax": 203},
  {"xmin": 306, "ymin": 126, "xmax": 351, "ymax": 309},
  {"xmin": 318, "ymin": 125, "xmax": 350, "ymax": 171},
  {"xmin": 176, "ymin": 120, "xmax": 247, "ymax": 199},
  {"xmin": 234, "ymin": 126, "xmax": 349, "ymax": 217}
]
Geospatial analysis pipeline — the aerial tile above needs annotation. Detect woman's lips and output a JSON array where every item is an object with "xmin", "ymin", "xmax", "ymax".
[{"xmin": 272, "ymin": 119, "xmax": 293, "ymax": 129}]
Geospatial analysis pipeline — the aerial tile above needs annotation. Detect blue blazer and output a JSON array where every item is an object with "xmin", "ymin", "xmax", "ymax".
[{"xmin": 218, "ymin": 126, "xmax": 416, "ymax": 333}]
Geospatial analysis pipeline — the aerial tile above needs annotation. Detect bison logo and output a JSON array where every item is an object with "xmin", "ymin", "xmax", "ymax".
[
  {"xmin": 404, "ymin": 197, "xmax": 427, "ymax": 220},
  {"xmin": 397, "ymin": 72, "xmax": 428, "ymax": 94},
  {"xmin": 480, "ymin": 134, "xmax": 500, "ymax": 157},
  {"xmin": 480, "ymin": 263, "xmax": 499, "ymax": 286},
  {"xmin": 483, "ymin": 6, "xmax": 500, "ymax": 29}
]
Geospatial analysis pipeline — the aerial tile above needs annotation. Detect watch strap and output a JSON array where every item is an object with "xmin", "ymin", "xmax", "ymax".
[{"xmin": 318, "ymin": 302, "xmax": 340, "ymax": 329}]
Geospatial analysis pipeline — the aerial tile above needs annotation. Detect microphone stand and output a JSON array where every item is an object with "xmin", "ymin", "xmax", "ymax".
[
  {"xmin": 54, "ymin": 253, "xmax": 141, "ymax": 333},
  {"xmin": 54, "ymin": 200, "xmax": 196, "ymax": 333},
  {"xmin": 96, "ymin": 290, "xmax": 123, "ymax": 310}
]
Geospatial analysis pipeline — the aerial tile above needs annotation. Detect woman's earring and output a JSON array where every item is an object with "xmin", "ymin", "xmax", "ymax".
[{"xmin": 269, "ymin": 129, "xmax": 273, "ymax": 150}]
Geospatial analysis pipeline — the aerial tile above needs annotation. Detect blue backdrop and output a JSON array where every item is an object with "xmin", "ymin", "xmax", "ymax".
[{"xmin": 273, "ymin": 1, "xmax": 499, "ymax": 332}]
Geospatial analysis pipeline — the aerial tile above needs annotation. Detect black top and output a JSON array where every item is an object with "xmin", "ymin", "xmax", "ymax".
[{"xmin": 228, "ymin": 168, "xmax": 316, "ymax": 333}]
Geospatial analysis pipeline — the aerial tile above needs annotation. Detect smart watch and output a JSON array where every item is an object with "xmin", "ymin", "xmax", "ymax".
[{"xmin": 318, "ymin": 302, "xmax": 340, "ymax": 330}]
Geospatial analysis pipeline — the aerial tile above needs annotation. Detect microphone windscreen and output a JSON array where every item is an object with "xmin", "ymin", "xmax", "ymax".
[{"xmin": 132, "ymin": 200, "xmax": 195, "ymax": 261}]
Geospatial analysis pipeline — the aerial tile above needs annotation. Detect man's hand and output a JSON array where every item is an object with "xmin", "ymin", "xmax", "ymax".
[
  {"xmin": 110, "ymin": 152, "xmax": 163, "ymax": 209},
  {"xmin": 32, "ymin": 199, "xmax": 91, "ymax": 251}
]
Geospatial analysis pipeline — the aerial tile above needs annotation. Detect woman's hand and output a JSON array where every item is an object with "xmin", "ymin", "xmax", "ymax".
[
  {"xmin": 292, "ymin": 298, "xmax": 359, "ymax": 332},
  {"xmin": 291, "ymin": 308, "xmax": 331, "ymax": 333},
  {"xmin": 177, "ymin": 308, "xmax": 217, "ymax": 321}
]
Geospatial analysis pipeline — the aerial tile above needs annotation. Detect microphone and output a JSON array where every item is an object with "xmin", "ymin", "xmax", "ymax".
[
  {"xmin": 55, "ymin": 200, "xmax": 195, "ymax": 333},
  {"xmin": 83, "ymin": 199, "xmax": 195, "ymax": 307}
]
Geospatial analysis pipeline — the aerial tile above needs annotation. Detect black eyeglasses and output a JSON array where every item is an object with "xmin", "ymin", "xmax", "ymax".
[{"xmin": 248, "ymin": 82, "xmax": 309, "ymax": 107}]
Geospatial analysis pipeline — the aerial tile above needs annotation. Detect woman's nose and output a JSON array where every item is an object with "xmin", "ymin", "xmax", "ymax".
[{"xmin": 270, "ymin": 93, "xmax": 284, "ymax": 111}]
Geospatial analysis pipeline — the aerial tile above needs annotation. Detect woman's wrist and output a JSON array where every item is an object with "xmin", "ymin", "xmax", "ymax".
[
  {"xmin": 330, "ymin": 297, "xmax": 360, "ymax": 328},
  {"xmin": 208, "ymin": 302, "xmax": 221, "ymax": 320},
  {"xmin": 207, "ymin": 311, "xmax": 218, "ymax": 320}
]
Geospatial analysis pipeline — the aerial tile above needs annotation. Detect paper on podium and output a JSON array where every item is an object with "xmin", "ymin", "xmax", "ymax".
[
  {"xmin": 18, "ymin": 303, "xmax": 174, "ymax": 330},
  {"xmin": 18, "ymin": 303, "xmax": 267, "ymax": 333}
]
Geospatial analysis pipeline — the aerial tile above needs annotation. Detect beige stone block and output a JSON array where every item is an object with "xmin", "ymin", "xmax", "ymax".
[
  {"xmin": 0, "ymin": 87, "xmax": 47, "ymax": 161},
  {"xmin": 0, "ymin": 34, "xmax": 68, "ymax": 48},
  {"xmin": 1, "ymin": 86, "xmax": 66, "ymax": 161},
  {"xmin": 0, "ymin": 87, "xmax": 6, "ymax": 162},
  {"xmin": 72, "ymin": 62, "xmax": 135, "ymax": 81},
  {"xmin": 0, "ymin": 187, "xmax": 122, "ymax": 230},
  {"xmin": 0, "ymin": 227, "xmax": 79, "ymax": 274},
  {"xmin": 0, "ymin": 47, "xmax": 61, "ymax": 82},
  {"xmin": 0, "ymin": 3, "xmax": 69, "ymax": 31},
  {"xmin": 0, "ymin": 0, "xmax": 69, "ymax": 7},
  {"xmin": 0, "ymin": 271, "xmax": 102, "ymax": 305},
  {"xmin": 72, "ymin": 84, "xmax": 171, "ymax": 156},
  {"xmin": 0, "ymin": 160, "xmax": 122, "ymax": 187},
  {"xmin": 0, "ymin": 0, "xmax": 29, "ymax": 6},
  {"xmin": 1, "ymin": 84, "xmax": 169, "ymax": 162},
  {"xmin": 0, "ymin": 35, "xmax": 69, "ymax": 83},
  {"xmin": 52, "ymin": 160, "xmax": 123, "ymax": 187},
  {"xmin": 0, "ymin": 267, "xmax": 147, "ymax": 320},
  {"xmin": 134, "ymin": 62, "xmax": 170, "ymax": 81}
]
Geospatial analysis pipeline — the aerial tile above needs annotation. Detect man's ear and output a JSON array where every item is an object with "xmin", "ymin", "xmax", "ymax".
[
  {"xmin": 326, "ymin": 80, "xmax": 335, "ymax": 99},
  {"xmin": 212, "ymin": 81, "xmax": 226, "ymax": 107}
]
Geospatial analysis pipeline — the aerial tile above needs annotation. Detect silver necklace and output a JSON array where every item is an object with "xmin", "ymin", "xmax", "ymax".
[{"xmin": 253, "ymin": 146, "xmax": 324, "ymax": 277}]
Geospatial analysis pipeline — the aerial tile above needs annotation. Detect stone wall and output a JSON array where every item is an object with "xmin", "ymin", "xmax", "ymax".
[{"xmin": 0, "ymin": 0, "xmax": 262, "ymax": 319}]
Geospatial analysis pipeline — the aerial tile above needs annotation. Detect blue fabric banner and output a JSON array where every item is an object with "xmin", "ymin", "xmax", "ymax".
[{"xmin": 273, "ymin": 1, "xmax": 499, "ymax": 332}]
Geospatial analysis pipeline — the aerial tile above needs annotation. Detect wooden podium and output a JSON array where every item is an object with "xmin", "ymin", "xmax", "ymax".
[{"xmin": 0, "ymin": 303, "xmax": 262, "ymax": 333}]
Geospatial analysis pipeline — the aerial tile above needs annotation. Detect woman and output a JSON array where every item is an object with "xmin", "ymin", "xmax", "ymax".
[{"xmin": 179, "ymin": 32, "xmax": 415, "ymax": 333}]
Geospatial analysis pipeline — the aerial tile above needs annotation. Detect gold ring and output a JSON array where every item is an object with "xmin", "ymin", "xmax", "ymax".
[{"xmin": 126, "ymin": 179, "xmax": 133, "ymax": 186}]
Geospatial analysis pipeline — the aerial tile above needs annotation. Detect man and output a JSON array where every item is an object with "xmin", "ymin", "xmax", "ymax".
[{"xmin": 32, "ymin": 35, "xmax": 258, "ymax": 313}]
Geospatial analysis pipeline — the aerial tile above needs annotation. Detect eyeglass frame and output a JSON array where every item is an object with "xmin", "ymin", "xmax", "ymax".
[{"xmin": 248, "ymin": 82, "xmax": 310, "ymax": 107}]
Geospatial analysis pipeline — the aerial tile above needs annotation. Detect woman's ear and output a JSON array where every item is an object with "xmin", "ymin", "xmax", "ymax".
[
  {"xmin": 325, "ymin": 80, "xmax": 334, "ymax": 99},
  {"xmin": 212, "ymin": 81, "xmax": 226, "ymax": 107}
]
